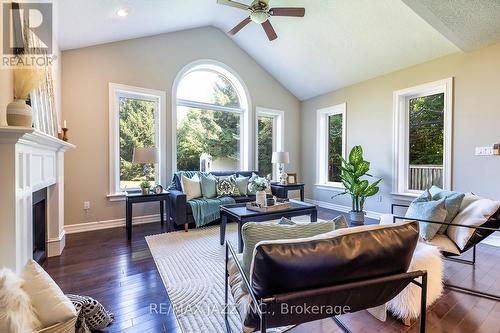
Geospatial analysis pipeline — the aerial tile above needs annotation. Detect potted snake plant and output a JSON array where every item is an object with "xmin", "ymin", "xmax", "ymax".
[{"xmin": 332, "ymin": 145, "xmax": 382, "ymax": 224}]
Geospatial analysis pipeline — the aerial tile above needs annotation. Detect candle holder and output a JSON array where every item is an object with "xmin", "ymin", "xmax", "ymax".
[{"xmin": 62, "ymin": 127, "xmax": 68, "ymax": 141}]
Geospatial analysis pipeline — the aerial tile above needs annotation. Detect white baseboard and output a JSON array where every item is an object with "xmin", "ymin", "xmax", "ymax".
[
  {"xmin": 304, "ymin": 198, "xmax": 382, "ymax": 220},
  {"xmin": 64, "ymin": 214, "xmax": 165, "ymax": 234},
  {"xmin": 47, "ymin": 230, "xmax": 65, "ymax": 257}
]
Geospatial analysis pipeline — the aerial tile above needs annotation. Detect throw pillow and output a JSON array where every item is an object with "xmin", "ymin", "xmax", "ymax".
[
  {"xmin": 0, "ymin": 268, "xmax": 41, "ymax": 333},
  {"xmin": 67, "ymin": 294, "xmax": 114, "ymax": 332},
  {"xmin": 405, "ymin": 196, "xmax": 447, "ymax": 241},
  {"xmin": 200, "ymin": 174, "xmax": 217, "ymax": 198},
  {"xmin": 429, "ymin": 186, "xmax": 465, "ymax": 234},
  {"xmin": 446, "ymin": 197, "xmax": 500, "ymax": 250},
  {"xmin": 241, "ymin": 218, "xmax": 338, "ymax": 278},
  {"xmin": 235, "ymin": 176, "xmax": 249, "ymax": 196},
  {"xmin": 216, "ymin": 175, "xmax": 240, "ymax": 197},
  {"xmin": 21, "ymin": 259, "xmax": 77, "ymax": 328},
  {"xmin": 181, "ymin": 175, "xmax": 202, "ymax": 201}
]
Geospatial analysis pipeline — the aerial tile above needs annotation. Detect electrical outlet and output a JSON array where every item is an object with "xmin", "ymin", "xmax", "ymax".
[{"xmin": 83, "ymin": 201, "xmax": 90, "ymax": 210}]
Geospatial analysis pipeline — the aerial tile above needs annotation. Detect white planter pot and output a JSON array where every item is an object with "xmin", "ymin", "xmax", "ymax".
[
  {"xmin": 349, "ymin": 211, "xmax": 365, "ymax": 225},
  {"xmin": 6, "ymin": 99, "xmax": 32, "ymax": 127},
  {"xmin": 256, "ymin": 190, "xmax": 267, "ymax": 207}
]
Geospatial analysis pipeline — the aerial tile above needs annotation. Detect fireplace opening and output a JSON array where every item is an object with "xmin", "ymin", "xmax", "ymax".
[{"xmin": 32, "ymin": 188, "xmax": 47, "ymax": 265}]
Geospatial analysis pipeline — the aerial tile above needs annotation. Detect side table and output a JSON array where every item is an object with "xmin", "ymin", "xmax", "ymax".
[
  {"xmin": 271, "ymin": 183, "xmax": 305, "ymax": 201},
  {"xmin": 125, "ymin": 190, "xmax": 170, "ymax": 240}
]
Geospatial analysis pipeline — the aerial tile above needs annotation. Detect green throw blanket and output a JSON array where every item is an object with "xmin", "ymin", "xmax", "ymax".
[{"xmin": 189, "ymin": 197, "xmax": 236, "ymax": 227}]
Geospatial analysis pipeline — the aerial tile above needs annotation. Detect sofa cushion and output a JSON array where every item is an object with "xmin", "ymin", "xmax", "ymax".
[
  {"xmin": 405, "ymin": 192, "xmax": 447, "ymax": 241},
  {"xmin": 429, "ymin": 186, "xmax": 465, "ymax": 234},
  {"xmin": 200, "ymin": 174, "xmax": 217, "ymax": 198},
  {"xmin": 241, "ymin": 217, "xmax": 341, "ymax": 278},
  {"xmin": 181, "ymin": 175, "xmax": 202, "ymax": 201},
  {"xmin": 21, "ymin": 260, "xmax": 77, "ymax": 328},
  {"xmin": 233, "ymin": 195, "xmax": 255, "ymax": 203},
  {"xmin": 216, "ymin": 175, "xmax": 240, "ymax": 197},
  {"xmin": 447, "ymin": 197, "xmax": 500, "ymax": 251}
]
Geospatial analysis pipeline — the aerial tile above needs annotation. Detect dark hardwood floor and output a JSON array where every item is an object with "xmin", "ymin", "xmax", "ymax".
[{"xmin": 43, "ymin": 207, "xmax": 500, "ymax": 333}]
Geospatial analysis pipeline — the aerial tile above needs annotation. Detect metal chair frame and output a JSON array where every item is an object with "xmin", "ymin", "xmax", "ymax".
[
  {"xmin": 391, "ymin": 203, "xmax": 500, "ymax": 301},
  {"xmin": 225, "ymin": 241, "xmax": 428, "ymax": 333}
]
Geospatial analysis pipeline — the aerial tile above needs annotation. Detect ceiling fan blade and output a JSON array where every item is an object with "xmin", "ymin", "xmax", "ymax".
[
  {"xmin": 217, "ymin": 0, "xmax": 249, "ymax": 11},
  {"xmin": 261, "ymin": 20, "xmax": 278, "ymax": 41},
  {"xmin": 269, "ymin": 7, "xmax": 305, "ymax": 17},
  {"xmin": 228, "ymin": 16, "xmax": 252, "ymax": 35}
]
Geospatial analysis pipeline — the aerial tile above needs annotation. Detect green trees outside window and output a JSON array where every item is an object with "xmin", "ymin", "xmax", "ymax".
[
  {"xmin": 409, "ymin": 92, "xmax": 444, "ymax": 189},
  {"xmin": 328, "ymin": 113, "xmax": 343, "ymax": 183},
  {"xmin": 257, "ymin": 116, "xmax": 273, "ymax": 177},
  {"xmin": 119, "ymin": 97, "xmax": 156, "ymax": 189}
]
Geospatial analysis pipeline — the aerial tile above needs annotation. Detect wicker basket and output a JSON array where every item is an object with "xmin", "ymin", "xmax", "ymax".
[{"xmin": 37, "ymin": 316, "xmax": 77, "ymax": 333}]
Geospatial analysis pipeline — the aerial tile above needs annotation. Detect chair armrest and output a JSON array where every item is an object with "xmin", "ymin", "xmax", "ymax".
[
  {"xmin": 226, "ymin": 241, "xmax": 263, "ymax": 317},
  {"xmin": 169, "ymin": 189, "xmax": 187, "ymax": 225},
  {"xmin": 391, "ymin": 203, "xmax": 410, "ymax": 214}
]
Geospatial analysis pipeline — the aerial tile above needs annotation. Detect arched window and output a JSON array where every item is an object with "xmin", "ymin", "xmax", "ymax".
[{"xmin": 173, "ymin": 61, "xmax": 249, "ymax": 172}]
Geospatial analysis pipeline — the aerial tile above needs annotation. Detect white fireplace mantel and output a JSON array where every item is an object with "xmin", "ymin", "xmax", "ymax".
[{"xmin": 0, "ymin": 126, "xmax": 75, "ymax": 273}]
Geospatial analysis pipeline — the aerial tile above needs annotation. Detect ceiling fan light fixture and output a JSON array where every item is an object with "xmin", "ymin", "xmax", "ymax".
[{"xmin": 250, "ymin": 10, "xmax": 269, "ymax": 24}]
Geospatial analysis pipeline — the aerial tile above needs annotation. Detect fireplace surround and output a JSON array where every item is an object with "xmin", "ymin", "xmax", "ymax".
[{"xmin": 0, "ymin": 127, "xmax": 75, "ymax": 273}]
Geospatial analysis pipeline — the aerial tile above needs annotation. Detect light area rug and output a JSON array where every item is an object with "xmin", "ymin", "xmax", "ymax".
[
  {"xmin": 146, "ymin": 223, "xmax": 241, "ymax": 332},
  {"xmin": 145, "ymin": 217, "xmax": 334, "ymax": 333}
]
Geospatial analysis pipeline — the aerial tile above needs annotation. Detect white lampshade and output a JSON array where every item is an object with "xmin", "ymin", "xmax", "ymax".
[
  {"xmin": 133, "ymin": 147, "xmax": 158, "ymax": 164},
  {"xmin": 271, "ymin": 151, "xmax": 290, "ymax": 164}
]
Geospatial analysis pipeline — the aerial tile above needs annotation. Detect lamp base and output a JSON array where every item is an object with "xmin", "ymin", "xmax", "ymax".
[{"xmin": 279, "ymin": 172, "xmax": 288, "ymax": 185}]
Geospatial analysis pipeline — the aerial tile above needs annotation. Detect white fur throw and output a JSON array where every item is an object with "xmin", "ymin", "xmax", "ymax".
[
  {"xmin": 387, "ymin": 242, "xmax": 443, "ymax": 320},
  {"xmin": 0, "ymin": 268, "xmax": 41, "ymax": 333}
]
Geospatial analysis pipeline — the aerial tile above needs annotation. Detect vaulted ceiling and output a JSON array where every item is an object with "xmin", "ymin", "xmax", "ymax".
[{"xmin": 58, "ymin": 0, "xmax": 500, "ymax": 100}]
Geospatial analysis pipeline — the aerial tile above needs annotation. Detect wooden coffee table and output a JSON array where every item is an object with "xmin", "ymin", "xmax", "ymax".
[{"xmin": 219, "ymin": 200, "xmax": 318, "ymax": 252}]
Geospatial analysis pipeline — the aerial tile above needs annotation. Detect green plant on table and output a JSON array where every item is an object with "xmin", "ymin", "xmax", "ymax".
[
  {"xmin": 332, "ymin": 145, "xmax": 382, "ymax": 213},
  {"xmin": 248, "ymin": 176, "xmax": 270, "ymax": 193},
  {"xmin": 140, "ymin": 180, "xmax": 151, "ymax": 189}
]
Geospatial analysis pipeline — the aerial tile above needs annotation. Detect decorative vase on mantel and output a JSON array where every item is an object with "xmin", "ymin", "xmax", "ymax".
[
  {"xmin": 6, "ymin": 99, "xmax": 32, "ymax": 127},
  {"xmin": 255, "ymin": 190, "xmax": 267, "ymax": 207}
]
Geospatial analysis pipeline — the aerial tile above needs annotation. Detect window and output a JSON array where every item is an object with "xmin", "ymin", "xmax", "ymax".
[
  {"xmin": 256, "ymin": 108, "xmax": 284, "ymax": 180},
  {"xmin": 109, "ymin": 83, "xmax": 166, "ymax": 197},
  {"xmin": 173, "ymin": 62, "xmax": 249, "ymax": 172},
  {"xmin": 317, "ymin": 103, "xmax": 346, "ymax": 187},
  {"xmin": 393, "ymin": 78, "xmax": 453, "ymax": 196}
]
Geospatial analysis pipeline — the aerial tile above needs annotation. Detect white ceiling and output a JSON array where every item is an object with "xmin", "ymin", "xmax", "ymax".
[{"xmin": 58, "ymin": 0, "xmax": 463, "ymax": 100}]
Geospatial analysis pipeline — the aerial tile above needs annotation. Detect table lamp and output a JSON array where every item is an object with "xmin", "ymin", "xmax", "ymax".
[
  {"xmin": 133, "ymin": 147, "xmax": 158, "ymax": 181},
  {"xmin": 272, "ymin": 151, "xmax": 290, "ymax": 184}
]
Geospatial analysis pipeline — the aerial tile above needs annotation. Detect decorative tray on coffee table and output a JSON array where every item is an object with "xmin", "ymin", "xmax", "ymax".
[{"xmin": 246, "ymin": 201, "xmax": 292, "ymax": 213}]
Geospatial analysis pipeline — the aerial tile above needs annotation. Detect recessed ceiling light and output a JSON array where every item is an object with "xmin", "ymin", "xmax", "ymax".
[{"xmin": 116, "ymin": 8, "xmax": 129, "ymax": 17}]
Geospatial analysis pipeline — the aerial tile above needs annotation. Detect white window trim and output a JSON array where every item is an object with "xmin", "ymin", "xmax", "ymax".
[
  {"xmin": 255, "ymin": 107, "xmax": 285, "ymax": 180},
  {"xmin": 392, "ymin": 78, "xmax": 453, "ymax": 198},
  {"xmin": 108, "ymin": 83, "xmax": 166, "ymax": 199},
  {"xmin": 316, "ymin": 103, "xmax": 347, "ymax": 189},
  {"xmin": 171, "ymin": 59, "xmax": 252, "ymax": 173}
]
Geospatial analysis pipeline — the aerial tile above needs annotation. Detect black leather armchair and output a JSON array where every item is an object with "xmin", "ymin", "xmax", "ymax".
[{"xmin": 225, "ymin": 221, "xmax": 428, "ymax": 333}]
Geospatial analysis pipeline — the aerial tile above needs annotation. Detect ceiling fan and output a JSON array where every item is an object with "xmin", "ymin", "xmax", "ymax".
[{"xmin": 217, "ymin": 0, "xmax": 305, "ymax": 41}]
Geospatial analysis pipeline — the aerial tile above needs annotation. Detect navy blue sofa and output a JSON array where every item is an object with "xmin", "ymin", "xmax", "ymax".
[{"xmin": 168, "ymin": 171, "xmax": 274, "ymax": 231}]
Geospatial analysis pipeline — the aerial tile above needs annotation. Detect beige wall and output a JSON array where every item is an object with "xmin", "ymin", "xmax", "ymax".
[
  {"xmin": 61, "ymin": 27, "xmax": 300, "ymax": 226},
  {"xmin": 0, "ymin": 69, "xmax": 13, "ymax": 123},
  {"xmin": 301, "ymin": 42, "xmax": 500, "ymax": 213}
]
